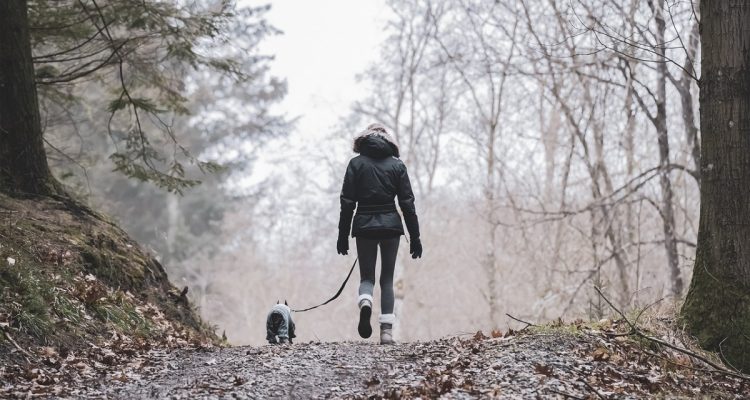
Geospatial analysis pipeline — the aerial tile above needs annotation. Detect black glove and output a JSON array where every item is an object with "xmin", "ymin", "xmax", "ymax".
[
  {"xmin": 337, "ymin": 235, "xmax": 349, "ymax": 255},
  {"xmin": 410, "ymin": 237, "xmax": 422, "ymax": 259}
]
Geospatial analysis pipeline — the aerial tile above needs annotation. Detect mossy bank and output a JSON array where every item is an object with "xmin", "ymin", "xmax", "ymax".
[{"xmin": 0, "ymin": 193, "xmax": 218, "ymax": 363}]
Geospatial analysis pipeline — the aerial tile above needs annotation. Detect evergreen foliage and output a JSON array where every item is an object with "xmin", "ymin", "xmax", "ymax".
[{"xmin": 29, "ymin": 0, "xmax": 282, "ymax": 192}]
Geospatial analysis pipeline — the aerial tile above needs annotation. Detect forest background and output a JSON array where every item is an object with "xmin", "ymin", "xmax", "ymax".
[{"xmin": 43, "ymin": 0, "xmax": 702, "ymax": 345}]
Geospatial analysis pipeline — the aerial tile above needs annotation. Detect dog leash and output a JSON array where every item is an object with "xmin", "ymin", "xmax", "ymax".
[{"xmin": 291, "ymin": 257, "xmax": 359, "ymax": 313}]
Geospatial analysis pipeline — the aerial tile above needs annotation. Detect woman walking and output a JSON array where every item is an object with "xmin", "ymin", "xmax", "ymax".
[{"xmin": 337, "ymin": 123, "xmax": 422, "ymax": 345}]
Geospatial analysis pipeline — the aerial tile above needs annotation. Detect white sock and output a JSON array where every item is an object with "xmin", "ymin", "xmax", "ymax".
[
  {"xmin": 358, "ymin": 293, "xmax": 373, "ymax": 309},
  {"xmin": 379, "ymin": 313, "xmax": 396, "ymax": 325}
]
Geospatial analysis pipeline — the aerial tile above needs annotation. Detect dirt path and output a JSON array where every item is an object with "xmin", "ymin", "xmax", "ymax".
[{"xmin": 45, "ymin": 333, "xmax": 746, "ymax": 399}]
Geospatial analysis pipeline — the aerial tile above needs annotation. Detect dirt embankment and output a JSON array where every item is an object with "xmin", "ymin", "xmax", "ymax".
[{"xmin": 0, "ymin": 193, "xmax": 218, "ymax": 369}]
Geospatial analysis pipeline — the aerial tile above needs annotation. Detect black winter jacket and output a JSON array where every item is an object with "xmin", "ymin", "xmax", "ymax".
[{"xmin": 338, "ymin": 133, "xmax": 420, "ymax": 240}]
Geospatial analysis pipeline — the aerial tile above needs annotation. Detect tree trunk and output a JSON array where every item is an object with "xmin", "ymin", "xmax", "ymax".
[
  {"xmin": 676, "ymin": 20, "xmax": 701, "ymax": 185},
  {"xmin": 681, "ymin": 0, "xmax": 750, "ymax": 372},
  {"xmin": 0, "ymin": 0, "xmax": 61, "ymax": 196},
  {"xmin": 653, "ymin": 0, "xmax": 683, "ymax": 297},
  {"xmin": 166, "ymin": 194, "xmax": 180, "ymax": 264},
  {"xmin": 485, "ymin": 121, "xmax": 500, "ymax": 329}
]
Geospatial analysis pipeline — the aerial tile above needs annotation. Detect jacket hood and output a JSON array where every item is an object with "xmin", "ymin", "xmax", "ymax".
[{"xmin": 353, "ymin": 123, "xmax": 400, "ymax": 159}]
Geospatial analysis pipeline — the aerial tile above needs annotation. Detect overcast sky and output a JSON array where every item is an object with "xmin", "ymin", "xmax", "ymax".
[
  {"xmin": 234, "ymin": 1, "xmax": 390, "ymax": 188},
  {"xmin": 255, "ymin": 0, "xmax": 389, "ymax": 137}
]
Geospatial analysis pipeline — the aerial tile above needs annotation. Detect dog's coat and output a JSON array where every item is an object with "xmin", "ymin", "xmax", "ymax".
[{"xmin": 266, "ymin": 303, "xmax": 296, "ymax": 344}]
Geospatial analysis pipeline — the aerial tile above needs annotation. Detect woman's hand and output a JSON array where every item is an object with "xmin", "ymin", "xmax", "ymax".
[
  {"xmin": 410, "ymin": 237, "xmax": 422, "ymax": 259},
  {"xmin": 337, "ymin": 235, "xmax": 349, "ymax": 255}
]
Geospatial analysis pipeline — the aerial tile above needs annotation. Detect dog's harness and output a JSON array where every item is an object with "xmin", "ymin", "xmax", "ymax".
[{"xmin": 291, "ymin": 257, "xmax": 358, "ymax": 313}]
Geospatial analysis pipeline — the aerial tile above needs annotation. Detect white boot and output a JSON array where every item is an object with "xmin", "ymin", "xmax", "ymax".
[{"xmin": 379, "ymin": 314, "xmax": 396, "ymax": 345}]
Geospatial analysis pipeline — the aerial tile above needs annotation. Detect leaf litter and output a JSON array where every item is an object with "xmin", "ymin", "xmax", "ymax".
[{"xmin": 2, "ymin": 321, "xmax": 747, "ymax": 399}]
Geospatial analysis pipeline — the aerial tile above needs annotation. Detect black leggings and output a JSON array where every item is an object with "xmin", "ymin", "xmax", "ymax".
[{"xmin": 356, "ymin": 236, "xmax": 400, "ymax": 315}]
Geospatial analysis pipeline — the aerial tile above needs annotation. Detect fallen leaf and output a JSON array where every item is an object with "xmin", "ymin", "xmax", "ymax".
[
  {"xmin": 40, "ymin": 347, "xmax": 58, "ymax": 357},
  {"xmin": 533, "ymin": 363, "xmax": 553, "ymax": 376},
  {"xmin": 365, "ymin": 376, "xmax": 380, "ymax": 387},
  {"xmin": 231, "ymin": 376, "xmax": 247, "ymax": 386},
  {"xmin": 593, "ymin": 347, "xmax": 610, "ymax": 361}
]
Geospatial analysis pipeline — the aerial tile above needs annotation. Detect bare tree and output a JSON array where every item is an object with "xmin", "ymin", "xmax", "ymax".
[{"xmin": 682, "ymin": 0, "xmax": 750, "ymax": 373}]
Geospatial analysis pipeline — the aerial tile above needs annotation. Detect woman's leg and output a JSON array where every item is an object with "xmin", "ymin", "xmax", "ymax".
[
  {"xmin": 356, "ymin": 237, "xmax": 378, "ymax": 303},
  {"xmin": 378, "ymin": 237, "xmax": 400, "ymax": 316},
  {"xmin": 378, "ymin": 237, "xmax": 400, "ymax": 344},
  {"xmin": 356, "ymin": 237, "xmax": 378, "ymax": 338}
]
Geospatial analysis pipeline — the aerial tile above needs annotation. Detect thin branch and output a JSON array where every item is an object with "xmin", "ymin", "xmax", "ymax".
[
  {"xmin": 578, "ymin": 378, "xmax": 607, "ymax": 400},
  {"xmin": 570, "ymin": 2, "xmax": 699, "ymax": 82},
  {"xmin": 1, "ymin": 328, "xmax": 34, "ymax": 363},
  {"xmin": 35, "ymin": 40, "xmax": 127, "ymax": 85},
  {"xmin": 42, "ymin": 137, "xmax": 92, "ymax": 196},
  {"xmin": 32, "ymin": 16, "xmax": 110, "ymax": 61},
  {"xmin": 594, "ymin": 286, "xmax": 750, "ymax": 382},
  {"xmin": 506, "ymin": 313, "xmax": 536, "ymax": 329}
]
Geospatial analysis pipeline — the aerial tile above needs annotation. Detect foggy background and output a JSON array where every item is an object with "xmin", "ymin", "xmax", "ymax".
[{"xmin": 44, "ymin": 0, "xmax": 700, "ymax": 345}]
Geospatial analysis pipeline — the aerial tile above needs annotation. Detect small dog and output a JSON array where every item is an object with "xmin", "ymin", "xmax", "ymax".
[{"xmin": 266, "ymin": 300, "xmax": 296, "ymax": 344}]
